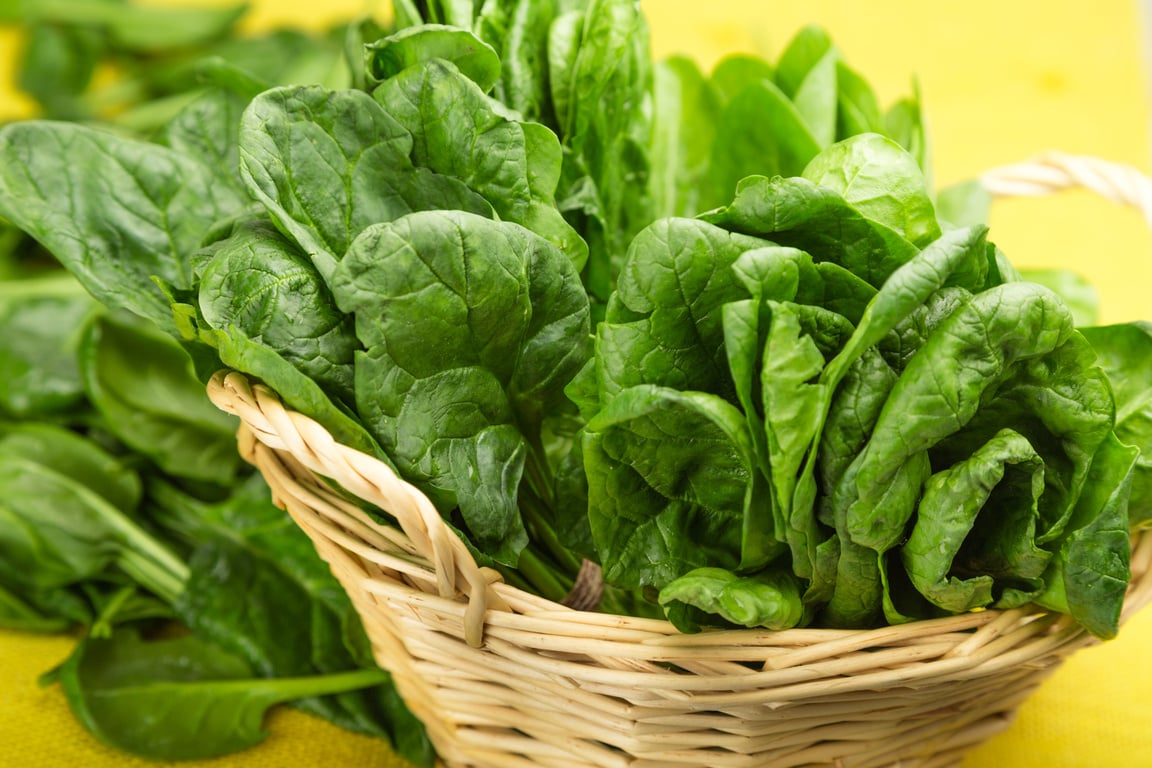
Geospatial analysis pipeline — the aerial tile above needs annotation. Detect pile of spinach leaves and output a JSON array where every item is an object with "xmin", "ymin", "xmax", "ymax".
[
  {"xmin": 0, "ymin": 275, "xmax": 434, "ymax": 765},
  {"xmin": 2, "ymin": 0, "xmax": 1151, "ymax": 763}
]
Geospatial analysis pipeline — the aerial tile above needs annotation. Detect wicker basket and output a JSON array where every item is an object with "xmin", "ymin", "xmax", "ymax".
[{"xmin": 206, "ymin": 155, "xmax": 1152, "ymax": 768}]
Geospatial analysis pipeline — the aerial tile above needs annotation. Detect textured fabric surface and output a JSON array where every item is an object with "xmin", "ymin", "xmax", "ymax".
[{"xmin": 2, "ymin": 0, "xmax": 1150, "ymax": 765}]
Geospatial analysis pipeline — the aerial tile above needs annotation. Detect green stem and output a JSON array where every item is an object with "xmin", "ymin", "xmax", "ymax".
[
  {"xmin": 251, "ymin": 667, "xmax": 392, "ymax": 704},
  {"xmin": 515, "ymin": 547, "xmax": 570, "ymax": 604},
  {"xmin": 117, "ymin": 548, "xmax": 188, "ymax": 606},
  {"xmin": 518, "ymin": 483, "xmax": 583, "ymax": 577}
]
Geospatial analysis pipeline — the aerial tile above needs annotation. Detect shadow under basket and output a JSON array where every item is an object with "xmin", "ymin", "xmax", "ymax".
[{"xmin": 207, "ymin": 370, "xmax": 1152, "ymax": 768}]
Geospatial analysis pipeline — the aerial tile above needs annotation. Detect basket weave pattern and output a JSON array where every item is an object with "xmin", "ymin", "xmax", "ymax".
[{"xmin": 207, "ymin": 369, "xmax": 1152, "ymax": 768}]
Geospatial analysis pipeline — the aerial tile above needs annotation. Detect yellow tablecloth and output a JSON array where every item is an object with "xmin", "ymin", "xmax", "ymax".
[{"xmin": 2, "ymin": 1, "xmax": 1151, "ymax": 766}]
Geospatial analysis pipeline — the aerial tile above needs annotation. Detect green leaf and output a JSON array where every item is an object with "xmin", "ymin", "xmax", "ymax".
[
  {"xmin": 156, "ymin": 87, "xmax": 250, "ymax": 196},
  {"xmin": 773, "ymin": 25, "xmax": 833, "ymax": 95},
  {"xmin": 650, "ymin": 56, "xmax": 722, "ymax": 218},
  {"xmin": 475, "ymin": 0, "xmax": 560, "ymax": 123},
  {"xmin": 1017, "ymin": 268, "xmax": 1098, "ymax": 327},
  {"xmin": 197, "ymin": 220, "xmax": 358, "ymax": 407},
  {"xmin": 23, "ymin": 0, "xmax": 246, "ymax": 51},
  {"xmin": 583, "ymin": 386, "xmax": 752, "ymax": 588},
  {"xmin": 366, "ymin": 24, "xmax": 501, "ymax": 91},
  {"xmin": 0, "ymin": 427, "xmax": 186, "ymax": 604},
  {"xmin": 700, "ymin": 174, "xmax": 919, "ymax": 288},
  {"xmin": 0, "ymin": 276, "xmax": 97, "ymax": 419},
  {"xmin": 759, "ymin": 301, "xmax": 830, "ymax": 577},
  {"xmin": 791, "ymin": 47, "xmax": 839, "ymax": 147},
  {"xmin": 802, "ymin": 133, "xmax": 941, "ymax": 248},
  {"xmin": 210, "ymin": 328, "xmax": 384, "ymax": 462},
  {"xmin": 559, "ymin": 0, "xmax": 644, "ymax": 148},
  {"xmin": 837, "ymin": 284, "xmax": 1086, "ymax": 553},
  {"xmin": 834, "ymin": 60, "xmax": 884, "ymax": 138},
  {"xmin": 79, "ymin": 312, "xmax": 242, "ymax": 485},
  {"xmin": 0, "ymin": 122, "xmax": 247, "ymax": 331},
  {"xmin": 16, "ymin": 21, "xmax": 103, "ymax": 120},
  {"xmin": 238, "ymin": 84, "xmax": 492, "ymax": 282},
  {"xmin": 373, "ymin": 58, "xmax": 587, "ymax": 269},
  {"xmin": 884, "ymin": 85, "xmax": 930, "ymax": 175},
  {"xmin": 52, "ymin": 628, "xmax": 391, "ymax": 761},
  {"xmin": 1079, "ymin": 322, "xmax": 1152, "ymax": 524},
  {"xmin": 659, "ymin": 565, "xmax": 804, "ymax": 631},
  {"xmin": 331, "ymin": 210, "xmax": 589, "ymax": 564},
  {"xmin": 708, "ymin": 54, "xmax": 774, "ymax": 104},
  {"xmin": 595, "ymin": 217, "xmax": 770, "ymax": 403},
  {"xmin": 1037, "ymin": 433, "xmax": 1136, "ymax": 639},
  {"xmin": 902, "ymin": 429, "xmax": 1048, "ymax": 613},
  {"xmin": 935, "ymin": 178, "xmax": 992, "ymax": 229},
  {"xmin": 707, "ymin": 79, "xmax": 821, "ymax": 208}
]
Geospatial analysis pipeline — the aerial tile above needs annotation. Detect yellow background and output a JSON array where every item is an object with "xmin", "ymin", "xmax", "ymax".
[{"xmin": 2, "ymin": 1, "xmax": 1152, "ymax": 766}]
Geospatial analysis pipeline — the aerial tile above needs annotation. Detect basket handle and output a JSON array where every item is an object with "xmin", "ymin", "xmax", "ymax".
[
  {"xmin": 206, "ymin": 370, "xmax": 500, "ymax": 647},
  {"xmin": 980, "ymin": 151, "xmax": 1152, "ymax": 224}
]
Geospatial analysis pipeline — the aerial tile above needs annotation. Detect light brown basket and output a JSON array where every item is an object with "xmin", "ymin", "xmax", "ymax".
[{"xmin": 206, "ymin": 155, "xmax": 1152, "ymax": 768}]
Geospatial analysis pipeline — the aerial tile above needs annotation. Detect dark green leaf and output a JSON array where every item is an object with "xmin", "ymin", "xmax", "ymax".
[
  {"xmin": 366, "ymin": 24, "xmax": 501, "ymax": 91},
  {"xmin": 0, "ymin": 123, "xmax": 247, "ymax": 331},
  {"xmin": 53, "ymin": 628, "xmax": 391, "ymax": 761},
  {"xmin": 79, "ymin": 312, "xmax": 242, "ymax": 485},
  {"xmin": 658, "ymin": 565, "xmax": 804, "ymax": 631}
]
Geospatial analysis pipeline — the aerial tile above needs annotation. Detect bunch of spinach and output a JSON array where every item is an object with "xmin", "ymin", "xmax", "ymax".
[
  {"xmin": 0, "ymin": 11, "xmax": 1149, "ymax": 768},
  {"xmin": 579, "ymin": 133, "xmax": 1148, "ymax": 638},
  {"xmin": 0, "ymin": 274, "xmax": 434, "ymax": 765}
]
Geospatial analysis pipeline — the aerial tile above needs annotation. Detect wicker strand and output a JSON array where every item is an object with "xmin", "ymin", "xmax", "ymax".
[{"xmin": 981, "ymin": 151, "xmax": 1152, "ymax": 225}]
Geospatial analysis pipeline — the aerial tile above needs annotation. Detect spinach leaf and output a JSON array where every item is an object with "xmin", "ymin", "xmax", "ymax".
[
  {"xmin": 23, "ymin": 0, "xmax": 247, "ymax": 53},
  {"xmin": 593, "ymin": 218, "xmax": 771, "ymax": 406},
  {"xmin": 0, "ymin": 275, "xmax": 97, "ymax": 419},
  {"xmin": 709, "ymin": 54, "xmax": 775, "ymax": 103},
  {"xmin": 837, "ymin": 284, "xmax": 1082, "ymax": 551},
  {"xmin": 156, "ymin": 87, "xmax": 250, "ymax": 196},
  {"xmin": 583, "ymin": 386, "xmax": 753, "ymax": 588},
  {"xmin": 1080, "ymin": 322, "xmax": 1152, "ymax": 523},
  {"xmin": 706, "ymin": 80, "xmax": 820, "ymax": 209},
  {"xmin": 146, "ymin": 476, "xmax": 433, "ymax": 762},
  {"xmin": 659, "ymin": 565, "xmax": 804, "ymax": 633},
  {"xmin": 0, "ymin": 425, "xmax": 187, "ymax": 605},
  {"xmin": 52, "ymin": 628, "xmax": 391, "ymax": 761},
  {"xmin": 331, "ymin": 210, "xmax": 590, "ymax": 564},
  {"xmin": 0, "ymin": 122, "xmax": 247, "ymax": 331},
  {"xmin": 650, "ymin": 56, "xmax": 722, "ymax": 218},
  {"xmin": 802, "ymin": 133, "xmax": 940, "ymax": 248},
  {"xmin": 371, "ymin": 57, "xmax": 587, "ymax": 268},
  {"xmin": 197, "ymin": 220, "xmax": 358, "ymax": 408},
  {"xmin": 902, "ymin": 428, "xmax": 1047, "ymax": 613},
  {"xmin": 1035, "ymin": 433, "xmax": 1136, "ymax": 639},
  {"xmin": 238, "ymin": 84, "xmax": 492, "ymax": 282},
  {"xmin": 700, "ymin": 174, "xmax": 919, "ymax": 288},
  {"xmin": 475, "ymin": 0, "xmax": 561, "ymax": 123},
  {"xmin": 79, "ymin": 311, "xmax": 242, "ymax": 485},
  {"xmin": 365, "ymin": 24, "xmax": 501, "ymax": 91}
]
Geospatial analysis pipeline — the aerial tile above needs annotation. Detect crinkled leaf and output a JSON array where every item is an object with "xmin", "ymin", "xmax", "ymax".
[
  {"xmin": 659, "ymin": 565, "xmax": 804, "ymax": 632},
  {"xmin": 802, "ymin": 133, "xmax": 940, "ymax": 248},
  {"xmin": 366, "ymin": 24, "xmax": 501, "ymax": 91},
  {"xmin": 1081, "ymin": 322, "xmax": 1152, "ymax": 524},
  {"xmin": 197, "ymin": 220, "xmax": 358, "ymax": 407},
  {"xmin": 0, "ymin": 122, "xmax": 247, "ymax": 331},
  {"xmin": 699, "ymin": 174, "xmax": 918, "ymax": 288},
  {"xmin": 238, "ymin": 84, "xmax": 492, "ymax": 281},
  {"xmin": 583, "ymin": 386, "xmax": 752, "ymax": 588}
]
